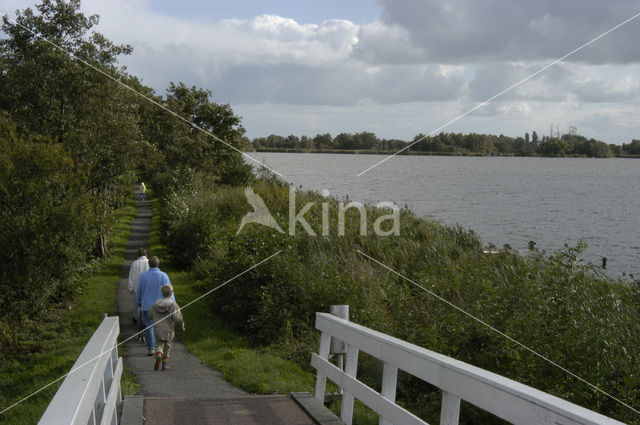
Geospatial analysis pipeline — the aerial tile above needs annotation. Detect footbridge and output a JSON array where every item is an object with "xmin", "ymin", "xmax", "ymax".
[{"xmin": 37, "ymin": 311, "xmax": 625, "ymax": 425}]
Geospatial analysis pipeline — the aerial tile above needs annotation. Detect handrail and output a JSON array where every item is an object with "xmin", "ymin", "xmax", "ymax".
[
  {"xmin": 311, "ymin": 312, "xmax": 626, "ymax": 425},
  {"xmin": 39, "ymin": 316, "xmax": 123, "ymax": 425}
]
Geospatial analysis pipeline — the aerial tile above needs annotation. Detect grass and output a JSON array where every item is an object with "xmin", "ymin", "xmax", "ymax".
[
  {"xmin": 174, "ymin": 275, "xmax": 316, "ymax": 394},
  {"xmin": 145, "ymin": 191, "xmax": 382, "ymax": 424},
  {"xmin": 329, "ymin": 399, "xmax": 379, "ymax": 425},
  {"xmin": 0, "ymin": 198, "xmax": 140, "ymax": 425},
  {"xmin": 146, "ymin": 193, "xmax": 316, "ymax": 394}
]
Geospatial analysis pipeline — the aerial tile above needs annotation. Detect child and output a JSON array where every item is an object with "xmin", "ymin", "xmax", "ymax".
[{"xmin": 148, "ymin": 284, "xmax": 185, "ymax": 370}]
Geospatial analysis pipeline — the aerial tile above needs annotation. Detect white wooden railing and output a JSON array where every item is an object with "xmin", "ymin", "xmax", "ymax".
[
  {"xmin": 311, "ymin": 312, "xmax": 626, "ymax": 425},
  {"xmin": 39, "ymin": 316, "xmax": 123, "ymax": 425}
]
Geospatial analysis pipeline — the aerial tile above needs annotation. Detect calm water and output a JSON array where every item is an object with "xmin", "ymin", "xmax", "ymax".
[{"xmin": 252, "ymin": 153, "xmax": 640, "ymax": 279}]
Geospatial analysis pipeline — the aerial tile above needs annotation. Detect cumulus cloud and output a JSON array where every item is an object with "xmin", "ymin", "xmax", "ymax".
[
  {"xmin": 74, "ymin": 0, "xmax": 468, "ymax": 106},
  {"xmin": 351, "ymin": 20, "xmax": 426, "ymax": 64}
]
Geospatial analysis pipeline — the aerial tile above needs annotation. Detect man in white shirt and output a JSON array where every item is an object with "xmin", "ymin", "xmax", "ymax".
[{"xmin": 128, "ymin": 248, "xmax": 149, "ymax": 323}]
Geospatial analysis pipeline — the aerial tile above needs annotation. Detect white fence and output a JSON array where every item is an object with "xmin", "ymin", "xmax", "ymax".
[
  {"xmin": 39, "ymin": 316, "xmax": 123, "ymax": 425},
  {"xmin": 311, "ymin": 312, "xmax": 626, "ymax": 425}
]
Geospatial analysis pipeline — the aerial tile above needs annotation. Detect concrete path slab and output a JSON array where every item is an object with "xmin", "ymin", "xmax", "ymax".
[{"xmin": 144, "ymin": 396, "xmax": 315, "ymax": 425}]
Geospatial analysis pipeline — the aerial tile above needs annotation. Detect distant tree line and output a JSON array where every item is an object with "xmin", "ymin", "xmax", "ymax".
[{"xmin": 249, "ymin": 130, "xmax": 640, "ymax": 158}]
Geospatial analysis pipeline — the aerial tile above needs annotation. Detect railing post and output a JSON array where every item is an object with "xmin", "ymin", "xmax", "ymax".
[
  {"xmin": 379, "ymin": 362, "xmax": 398, "ymax": 425},
  {"xmin": 340, "ymin": 343, "xmax": 360, "ymax": 425},
  {"xmin": 440, "ymin": 391, "xmax": 461, "ymax": 425},
  {"xmin": 314, "ymin": 331, "xmax": 332, "ymax": 403},
  {"xmin": 329, "ymin": 305, "xmax": 349, "ymax": 395}
]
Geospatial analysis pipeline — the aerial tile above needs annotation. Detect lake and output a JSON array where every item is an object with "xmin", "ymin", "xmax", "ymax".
[{"xmin": 250, "ymin": 152, "xmax": 640, "ymax": 279}]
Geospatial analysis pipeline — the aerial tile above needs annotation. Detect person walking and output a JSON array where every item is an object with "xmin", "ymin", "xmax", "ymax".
[
  {"xmin": 140, "ymin": 182, "xmax": 147, "ymax": 201},
  {"xmin": 136, "ymin": 256, "xmax": 174, "ymax": 355},
  {"xmin": 128, "ymin": 248, "xmax": 149, "ymax": 324},
  {"xmin": 149, "ymin": 284, "xmax": 185, "ymax": 370}
]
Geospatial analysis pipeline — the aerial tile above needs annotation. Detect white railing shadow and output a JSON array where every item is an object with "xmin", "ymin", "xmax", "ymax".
[
  {"xmin": 311, "ymin": 312, "xmax": 625, "ymax": 425},
  {"xmin": 39, "ymin": 316, "xmax": 123, "ymax": 425}
]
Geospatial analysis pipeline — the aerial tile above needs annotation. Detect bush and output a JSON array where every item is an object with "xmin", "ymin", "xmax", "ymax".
[{"xmin": 0, "ymin": 127, "xmax": 96, "ymax": 350}]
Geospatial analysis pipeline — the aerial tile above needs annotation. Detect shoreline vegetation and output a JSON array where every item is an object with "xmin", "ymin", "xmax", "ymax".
[
  {"xmin": 154, "ymin": 170, "xmax": 640, "ymax": 425},
  {"xmin": 247, "ymin": 146, "xmax": 640, "ymax": 158},
  {"xmin": 244, "ymin": 131, "xmax": 640, "ymax": 158}
]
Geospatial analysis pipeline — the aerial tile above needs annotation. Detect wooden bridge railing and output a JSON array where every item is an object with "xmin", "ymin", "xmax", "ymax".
[
  {"xmin": 38, "ymin": 316, "xmax": 122, "ymax": 425},
  {"xmin": 311, "ymin": 312, "xmax": 625, "ymax": 425}
]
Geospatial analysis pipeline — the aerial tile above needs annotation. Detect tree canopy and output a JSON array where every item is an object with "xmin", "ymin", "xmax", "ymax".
[{"xmin": 0, "ymin": 0, "xmax": 251, "ymax": 351}]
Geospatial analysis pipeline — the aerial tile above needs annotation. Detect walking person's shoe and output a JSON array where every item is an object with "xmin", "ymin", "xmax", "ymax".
[
  {"xmin": 162, "ymin": 356, "xmax": 169, "ymax": 371},
  {"xmin": 154, "ymin": 353, "xmax": 162, "ymax": 371},
  {"xmin": 148, "ymin": 348, "xmax": 155, "ymax": 356}
]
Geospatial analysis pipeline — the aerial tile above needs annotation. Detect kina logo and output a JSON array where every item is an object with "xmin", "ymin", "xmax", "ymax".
[{"xmin": 236, "ymin": 187, "xmax": 284, "ymax": 235}]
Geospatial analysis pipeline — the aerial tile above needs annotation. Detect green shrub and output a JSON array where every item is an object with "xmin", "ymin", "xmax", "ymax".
[{"xmin": 0, "ymin": 129, "xmax": 96, "ymax": 350}]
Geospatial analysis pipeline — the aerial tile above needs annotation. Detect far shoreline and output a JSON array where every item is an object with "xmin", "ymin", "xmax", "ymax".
[{"xmin": 246, "ymin": 148, "xmax": 640, "ymax": 159}]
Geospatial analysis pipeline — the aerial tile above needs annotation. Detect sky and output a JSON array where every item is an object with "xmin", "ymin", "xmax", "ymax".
[{"xmin": 2, "ymin": 0, "xmax": 640, "ymax": 143}]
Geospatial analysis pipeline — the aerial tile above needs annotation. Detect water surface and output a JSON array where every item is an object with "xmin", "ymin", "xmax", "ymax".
[{"xmin": 251, "ymin": 153, "xmax": 640, "ymax": 278}]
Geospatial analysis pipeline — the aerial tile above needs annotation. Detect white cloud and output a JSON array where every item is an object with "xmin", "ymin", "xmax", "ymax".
[
  {"xmin": 74, "ymin": 0, "xmax": 467, "ymax": 107},
  {"xmin": 351, "ymin": 20, "xmax": 425, "ymax": 64}
]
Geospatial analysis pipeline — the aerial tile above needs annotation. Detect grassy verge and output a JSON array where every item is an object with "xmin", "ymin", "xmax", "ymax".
[
  {"xmin": 147, "ymin": 195, "xmax": 315, "ymax": 394},
  {"xmin": 146, "ymin": 192, "xmax": 381, "ymax": 423},
  {"xmin": 0, "ymin": 198, "xmax": 139, "ymax": 425}
]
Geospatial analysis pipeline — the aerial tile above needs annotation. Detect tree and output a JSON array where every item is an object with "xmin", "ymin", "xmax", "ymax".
[
  {"xmin": 609, "ymin": 144, "xmax": 623, "ymax": 155},
  {"xmin": 539, "ymin": 138, "xmax": 568, "ymax": 156},
  {"xmin": 1, "ymin": 0, "xmax": 132, "ymax": 138},
  {"xmin": 313, "ymin": 133, "xmax": 332, "ymax": 149},
  {"xmin": 334, "ymin": 133, "xmax": 355, "ymax": 149},
  {"xmin": 356, "ymin": 131, "xmax": 379, "ymax": 150},
  {"xmin": 0, "ymin": 115, "xmax": 94, "ymax": 348},
  {"xmin": 300, "ymin": 135, "xmax": 313, "ymax": 150},
  {"xmin": 142, "ymin": 82, "xmax": 252, "ymax": 187},
  {"xmin": 283, "ymin": 134, "xmax": 300, "ymax": 148},
  {"xmin": 512, "ymin": 137, "xmax": 533, "ymax": 156},
  {"xmin": 622, "ymin": 139, "xmax": 640, "ymax": 155},
  {"xmin": 265, "ymin": 134, "xmax": 285, "ymax": 149},
  {"xmin": 1, "ymin": 0, "xmax": 142, "ymax": 256},
  {"xmin": 531, "ymin": 131, "xmax": 539, "ymax": 145}
]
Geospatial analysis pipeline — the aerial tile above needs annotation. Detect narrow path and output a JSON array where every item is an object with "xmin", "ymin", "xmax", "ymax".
[
  {"xmin": 116, "ymin": 187, "xmax": 322, "ymax": 425},
  {"xmin": 116, "ymin": 188, "xmax": 248, "ymax": 398}
]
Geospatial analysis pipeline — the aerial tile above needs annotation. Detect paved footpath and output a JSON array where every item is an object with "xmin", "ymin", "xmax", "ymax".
[{"xmin": 116, "ymin": 190, "xmax": 320, "ymax": 425}]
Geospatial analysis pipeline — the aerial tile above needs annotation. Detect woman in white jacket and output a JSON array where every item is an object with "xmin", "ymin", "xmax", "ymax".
[{"xmin": 128, "ymin": 248, "xmax": 149, "ymax": 323}]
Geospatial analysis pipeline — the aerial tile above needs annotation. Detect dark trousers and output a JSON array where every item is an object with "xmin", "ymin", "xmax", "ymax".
[{"xmin": 142, "ymin": 310, "xmax": 155, "ymax": 350}]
